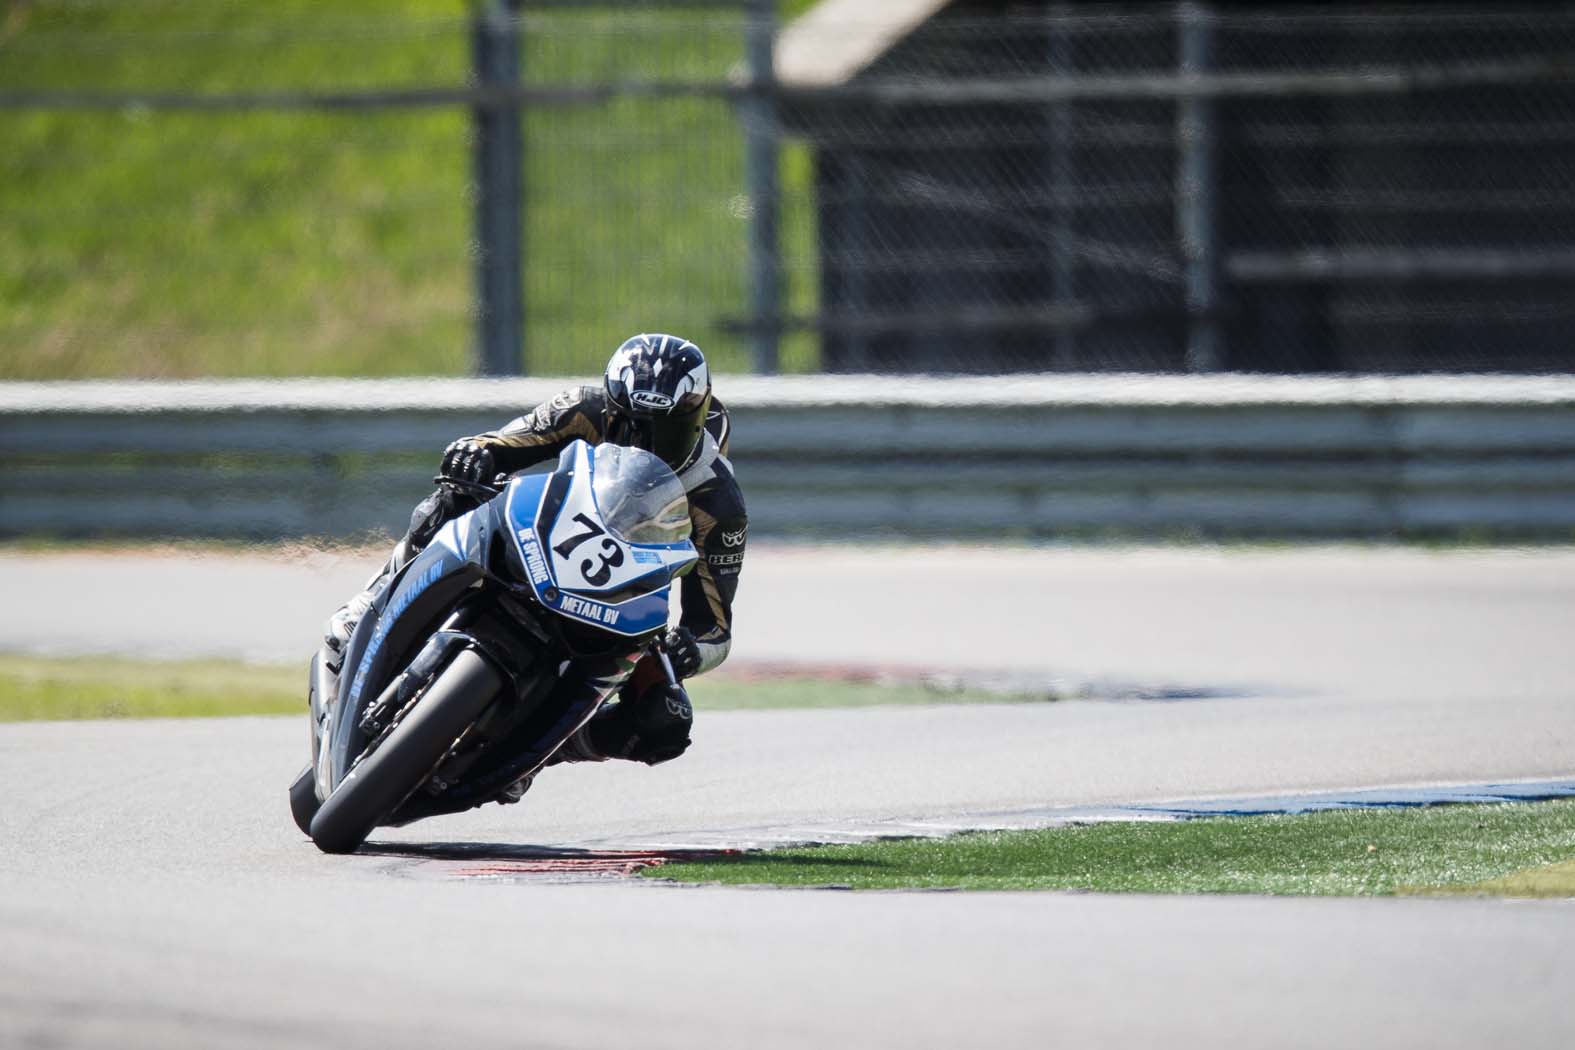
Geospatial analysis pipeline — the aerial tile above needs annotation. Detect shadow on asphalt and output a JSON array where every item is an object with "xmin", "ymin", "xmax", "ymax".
[
  {"xmin": 357, "ymin": 840, "xmax": 889, "ymax": 878},
  {"xmin": 358, "ymin": 840, "xmax": 739, "ymax": 863}
]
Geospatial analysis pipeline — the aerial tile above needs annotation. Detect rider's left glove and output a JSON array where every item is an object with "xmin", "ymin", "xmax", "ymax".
[
  {"xmin": 663, "ymin": 626, "xmax": 703, "ymax": 680},
  {"xmin": 439, "ymin": 439, "xmax": 496, "ymax": 485}
]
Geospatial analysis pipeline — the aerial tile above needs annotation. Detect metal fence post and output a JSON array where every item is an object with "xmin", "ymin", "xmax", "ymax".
[
  {"xmin": 1177, "ymin": 0, "xmax": 1224, "ymax": 372},
  {"xmin": 1048, "ymin": 2, "xmax": 1078, "ymax": 370},
  {"xmin": 471, "ymin": 0, "xmax": 524, "ymax": 376},
  {"xmin": 744, "ymin": 0, "xmax": 781, "ymax": 374}
]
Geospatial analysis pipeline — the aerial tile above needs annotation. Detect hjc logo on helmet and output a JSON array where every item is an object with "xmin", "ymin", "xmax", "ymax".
[{"xmin": 630, "ymin": 390, "xmax": 676, "ymax": 411}]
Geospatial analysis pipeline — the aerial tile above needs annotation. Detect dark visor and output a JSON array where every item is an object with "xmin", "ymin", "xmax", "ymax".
[{"xmin": 608, "ymin": 406, "xmax": 704, "ymax": 470}]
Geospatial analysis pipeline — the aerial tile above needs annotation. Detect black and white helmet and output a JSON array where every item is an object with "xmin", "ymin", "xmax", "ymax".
[{"xmin": 602, "ymin": 333, "xmax": 713, "ymax": 473}]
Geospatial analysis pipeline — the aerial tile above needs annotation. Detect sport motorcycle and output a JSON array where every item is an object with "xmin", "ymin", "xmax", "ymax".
[{"xmin": 288, "ymin": 439, "xmax": 698, "ymax": 854}]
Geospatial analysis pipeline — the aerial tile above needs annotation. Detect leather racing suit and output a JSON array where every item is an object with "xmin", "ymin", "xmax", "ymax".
[
  {"xmin": 380, "ymin": 385, "xmax": 747, "ymax": 775},
  {"xmin": 454, "ymin": 385, "xmax": 746, "ymax": 676}
]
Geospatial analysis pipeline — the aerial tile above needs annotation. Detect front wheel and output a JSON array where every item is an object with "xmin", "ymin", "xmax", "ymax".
[
  {"xmin": 308, "ymin": 648, "xmax": 504, "ymax": 854},
  {"xmin": 289, "ymin": 764, "xmax": 320, "ymax": 836}
]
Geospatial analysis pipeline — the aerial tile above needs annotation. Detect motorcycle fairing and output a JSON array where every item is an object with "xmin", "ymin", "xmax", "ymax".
[
  {"xmin": 328, "ymin": 507, "xmax": 493, "ymax": 789},
  {"xmin": 318, "ymin": 440, "xmax": 697, "ymax": 804},
  {"xmin": 505, "ymin": 441, "xmax": 697, "ymax": 637}
]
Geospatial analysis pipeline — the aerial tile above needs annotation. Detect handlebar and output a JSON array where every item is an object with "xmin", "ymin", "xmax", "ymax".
[
  {"xmin": 431, "ymin": 474, "xmax": 505, "ymax": 500},
  {"xmin": 652, "ymin": 644, "xmax": 681, "ymax": 690}
]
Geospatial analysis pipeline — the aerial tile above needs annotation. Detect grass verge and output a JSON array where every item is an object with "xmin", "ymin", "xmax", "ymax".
[
  {"xmin": 641, "ymin": 800, "xmax": 1575, "ymax": 896},
  {"xmin": 0, "ymin": 655, "xmax": 304, "ymax": 721},
  {"xmin": 0, "ymin": 654, "xmax": 1011, "ymax": 722},
  {"xmin": 1429, "ymin": 858, "xmax": 1575, "ymax": 899},
  {"xmin": 1, "ymin": 1, "xmax": 821, "ymax": 378}
]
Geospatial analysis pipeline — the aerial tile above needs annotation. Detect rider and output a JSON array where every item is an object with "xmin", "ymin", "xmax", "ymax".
[{"xmin": 323, "ymin": 333, "xmax": 747, "ymax": 772}]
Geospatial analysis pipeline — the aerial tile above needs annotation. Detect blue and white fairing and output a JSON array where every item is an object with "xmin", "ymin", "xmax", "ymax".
[
  {"xmin": 323, "ymin": 439, "xmax": 695, "ymax": 796},
  {"xmin": 505, "ymin": 440, "xmax": 698, "ymax": 637}
]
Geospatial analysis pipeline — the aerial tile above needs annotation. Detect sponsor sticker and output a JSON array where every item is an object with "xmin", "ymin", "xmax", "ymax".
[
  {"xmin": 632, "ymin": 549, "xmax": 662, "ymax": 565},
  {"xmin": 559, "ymin": 593, "xmax": 622, "ymax": 626},
  {"xmin": 348, "ymin": 561, "xmax": 444, "ymax": 702},
  {"xmin": 517, "ymin": 530, "xmax": 551, "ymax": 585},
  {"xmin": 630, "ymin": 390, "xmax": 675, "ymax": 411}
]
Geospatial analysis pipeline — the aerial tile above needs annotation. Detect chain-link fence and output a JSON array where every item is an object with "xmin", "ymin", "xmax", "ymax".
[
  {"xmin": 4, "ymin": 1, "xmax": 1575, "ymax": 378},
  {"xmin": 784, "ymin": 3, "xmax": 1575, "ymax": 373}
]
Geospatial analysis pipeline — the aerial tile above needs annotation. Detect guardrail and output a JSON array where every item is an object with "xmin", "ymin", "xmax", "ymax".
[{"xmin": 4, "ymin": 376, "xmax": 1575, "ymax": 539}]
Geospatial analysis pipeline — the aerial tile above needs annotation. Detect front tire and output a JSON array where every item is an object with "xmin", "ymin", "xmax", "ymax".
[
  {"xmin": 289, "ymin": 764, "xmax": 320, "ymax": 836},
  {"xmin": 308, "ymin": 648, "xmax": 504, "ymax": 855}
]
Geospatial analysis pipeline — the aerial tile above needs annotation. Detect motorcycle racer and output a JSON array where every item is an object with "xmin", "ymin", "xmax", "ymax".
[{"xmin": 323, "ymin": 333, "xmax": 746, "ymax": 774}]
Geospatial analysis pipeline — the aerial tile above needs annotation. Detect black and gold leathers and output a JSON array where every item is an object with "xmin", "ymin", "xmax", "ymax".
[{"xmin": 467, "ymin": 385, "xmax": 746, "ymax": 676}]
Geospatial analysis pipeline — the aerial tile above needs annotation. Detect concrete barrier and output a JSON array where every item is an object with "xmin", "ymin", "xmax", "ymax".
[{"xmin": 4, "ymin": 375, "xmax": 1574, "ymax": 538}]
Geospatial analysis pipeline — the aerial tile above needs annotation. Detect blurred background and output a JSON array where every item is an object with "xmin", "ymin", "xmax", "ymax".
[{"xmin": 3, "ymin": 0, "xmax": 1575, "ymax": 540}]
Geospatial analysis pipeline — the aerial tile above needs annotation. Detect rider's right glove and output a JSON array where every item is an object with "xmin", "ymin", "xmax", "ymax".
[{"xmin": 439, "ymin": 439, "xmax": 496, "ymax": 485}]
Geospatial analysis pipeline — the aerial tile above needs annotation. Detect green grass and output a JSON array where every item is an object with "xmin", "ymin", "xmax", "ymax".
[
  {"xmin": 1444, "ymin": 858, "xmax": 1575, "ymax": 898},
  {"xmin": 0, "ymin": 1, "xmax": 820, "ymax": 379},
  {"xmin": 642, "ymin": 801, "xmax": 1575, "ymax": 895},
  {"xmin": 0, "ymin": 653, "xmax": 1013, "ymax": 722},
  {"xmin": 0, "ymin": 654, "xmax": 303, "ymax": 721}
]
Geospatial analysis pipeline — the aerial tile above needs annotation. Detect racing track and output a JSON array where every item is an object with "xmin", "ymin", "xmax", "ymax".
[{"xmin": 1, "ymin": 545, "xmax": 1573, "ymax": 1048}]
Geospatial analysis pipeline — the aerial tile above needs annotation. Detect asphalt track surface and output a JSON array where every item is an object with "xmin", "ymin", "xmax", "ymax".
[{"xmin": 2, "ymin": 545, "xmax": 1574, "ymax": 1048}]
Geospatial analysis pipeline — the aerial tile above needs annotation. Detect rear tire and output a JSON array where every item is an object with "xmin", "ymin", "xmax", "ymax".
[{"xmin": 308, "ymin": 648, "xmax": 504, "ymax": 855}]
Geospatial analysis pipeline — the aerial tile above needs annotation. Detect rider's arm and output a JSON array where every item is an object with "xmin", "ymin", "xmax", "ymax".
[
  {"xmin": 706, "ymin": 395, "xmax": 732, "ymax": 458},
  {"xmin": 463, "ymin": 386, "xmax": 603, "ymax": 474},
  {"xmin": 678, "ymin": 477, "xmax": 747, "ymax": 677}
]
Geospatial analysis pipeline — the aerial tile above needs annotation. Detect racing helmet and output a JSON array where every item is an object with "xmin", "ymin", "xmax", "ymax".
[{"xmin": 602, "ymin": 333, "xmax": 713, "ymax": 473}]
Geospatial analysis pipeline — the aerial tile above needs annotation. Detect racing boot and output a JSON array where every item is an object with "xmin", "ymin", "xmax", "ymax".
[
  {"xmin": 314, "ymin": 584, "xmax": 381, "ymax": 792},
  {"xmin": 321, "ymin": 537, "xmax": 415, "ymax": 672},
  {"xmin": 323, "ymin": 590, "xmax": 375, "ymax": 670},
  {"xmin": 322, "ymin": 488, "xmax": 459, "ymax": 670},
  {"xmin": 313, "ymin": 555, "xmax": 396, "ymax": 795}
]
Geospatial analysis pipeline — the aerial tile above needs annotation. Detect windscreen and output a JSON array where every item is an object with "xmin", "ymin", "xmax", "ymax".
[{"xmin": 590, "ymin": 444, "xmax": 691, "ymax": 545}]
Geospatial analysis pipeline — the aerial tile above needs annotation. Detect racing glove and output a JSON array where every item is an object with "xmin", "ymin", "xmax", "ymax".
[
  {"xmin": 439, "ymin": 439, "xmax": 496, "ymax": 486},
  {"xmin": 663, "ymin": 626, "xmax": 703, "ymax": 680}
]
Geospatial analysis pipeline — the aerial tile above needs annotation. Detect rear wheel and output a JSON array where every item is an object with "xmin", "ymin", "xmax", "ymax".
[{"xmin": 308, "ymin": 648, "xmax": 504, "ymax": 855}]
